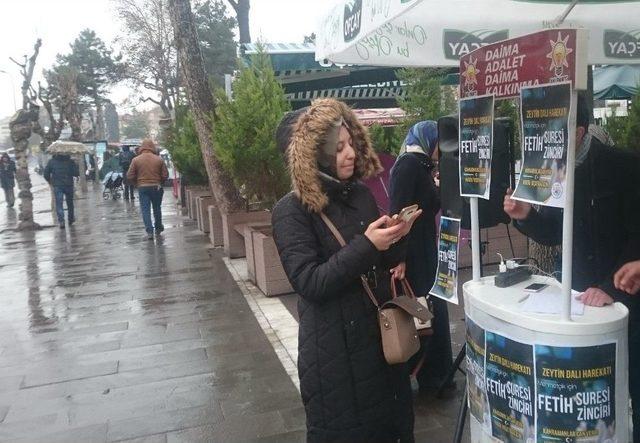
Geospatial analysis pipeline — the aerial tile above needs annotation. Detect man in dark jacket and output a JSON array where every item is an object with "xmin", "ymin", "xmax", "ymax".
[
  {"xmin": 118, "ymin": 146, "xmax": 136, "ymax": 200},
  {"xmin": 44, "ymin": 153, "xmax": 79, "ymax": 228},
  {"xmin": 0, "ymin": 153, "xmax": 16, "ymax": 208},
  {"xmin": 504, "ymin": 96, "xmax": 640, "ymax": 441},
  {"xmin": 127, "ymin": 139, "xmax": 168, "ymax": 240}
]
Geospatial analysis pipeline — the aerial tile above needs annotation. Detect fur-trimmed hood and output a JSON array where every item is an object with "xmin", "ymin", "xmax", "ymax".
[{"xmin": 287, "ymin": 99, "xmax": 382, "ymax": 213}]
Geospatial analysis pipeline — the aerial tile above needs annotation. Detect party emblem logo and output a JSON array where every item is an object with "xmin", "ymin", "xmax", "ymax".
[
  {"xmin": 461, "ymin": 56, "xmax": 481, "ymax": 97},
  {"xmin": 547, "ymin": 31, "xmax": 573, "ymax": 82}
]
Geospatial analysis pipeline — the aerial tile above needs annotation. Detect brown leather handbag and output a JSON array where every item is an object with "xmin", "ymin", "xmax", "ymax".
[{"xmin": 320, "ymin": 212, "xmax": 433, "ymax": 365}]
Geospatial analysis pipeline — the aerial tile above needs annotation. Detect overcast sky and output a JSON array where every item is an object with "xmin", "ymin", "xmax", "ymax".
[{"xmin": 0, "ymin": 0, "xmax": 337, "ymax": 120}]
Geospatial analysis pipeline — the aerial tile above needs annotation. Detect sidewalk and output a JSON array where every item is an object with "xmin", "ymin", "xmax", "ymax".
[
  {"xmin": 0, "ymin": 172, "xmax": 468, "ymax": 442},
  {"xmin": 0, "ymin": 174, "xmax": 305, "ymax": 442}
]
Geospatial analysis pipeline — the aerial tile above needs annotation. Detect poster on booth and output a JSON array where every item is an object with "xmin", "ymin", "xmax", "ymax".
[
  {"xmin": 512, "ymin": 82, "xmax": 571, "ymax": 208},
  {"xmin": 459, "ymin": 94, "xmax": 495, "ymax": 199},
  {"xmin": 535, "ymin": 343, "xmax": 616, "ymax": 442},
  {"xmin": 429, "ymin": 216, "xmax": 460, "ymax": 304},
  {"xmin": 485, "ymin": 331, "xmax": 535, "ymax": 443},
  {"xmin": 466, "ymin": 317, "xmax": 491, "ymax": 433}
]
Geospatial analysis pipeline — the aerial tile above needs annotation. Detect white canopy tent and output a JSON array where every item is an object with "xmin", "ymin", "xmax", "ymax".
[{"xmin": 316, "ymin": 0, "xmax": 640, "ymax": 67}]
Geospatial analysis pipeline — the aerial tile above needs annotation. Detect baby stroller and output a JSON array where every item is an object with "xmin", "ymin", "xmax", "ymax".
[{"xmin": 102, "ymin": 171, "xmax": 124, "ymax": 200}]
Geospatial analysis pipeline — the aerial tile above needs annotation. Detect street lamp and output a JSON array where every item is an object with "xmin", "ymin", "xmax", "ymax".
[{"xmin": 0, "ymin": 69, "xmax": 18, "ymax": 112}]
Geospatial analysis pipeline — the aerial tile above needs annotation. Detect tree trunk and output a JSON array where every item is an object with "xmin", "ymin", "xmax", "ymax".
[
  {"xmin": 235, "ymin": 0, "xmax": 251, "ymax": 44},
  {"xmin": 8, "ymin": 39, "xmax": 42, "ymax": 230},
  {"xmin": 9, "ymin": 110, "xmax": 40, "ymax": 230},
  {"xmin": 168, "ymin": 0, "xmax": 243, "ymax": 213},
  {"xmin": 96, "ymin": 100, "xmax": 106, "ymax": 140}
]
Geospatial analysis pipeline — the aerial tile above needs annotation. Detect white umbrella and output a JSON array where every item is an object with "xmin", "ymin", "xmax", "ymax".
[
  {"xmin": 316, "ymin": 0, "xmax": 640, "ymax": 67},
  {"xmin": 46, "ymin": 140, "xmax": 90, "ymax": 155}
]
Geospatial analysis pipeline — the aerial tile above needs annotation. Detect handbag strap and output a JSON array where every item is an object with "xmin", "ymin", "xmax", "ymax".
[
  {"xmin": 319, "ymin": 212, "xmax": 380, "ymax": 309},
  {"xmin": 390, "ymin": 276, "xmax": 417, "ymax": 300}
]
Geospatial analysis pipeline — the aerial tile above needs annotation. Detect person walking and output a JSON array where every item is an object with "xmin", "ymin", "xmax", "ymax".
[
  {"xmin": 272, "ymin": 99, "xmax": 421, "ymax": 443},
  {"xmin": 44, "ymin": 153, "xmax": 79, "ymax": 228},
  {"xmin": 118, "ymin": 146, "xmax": 136, "ymax": 201},
  {"xmin": 126, "ymin": 139, "xmax": 168, "ymax": 240},
  {"xmin": 0, "ymin": 153, "xmax": 16, "ymax": 208},
  {"xmin": 389, "ymin": 121, "xmax": 454, "ymax": 392}
]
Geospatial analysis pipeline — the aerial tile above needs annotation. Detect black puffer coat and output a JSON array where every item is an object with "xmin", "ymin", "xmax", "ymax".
[
  {"xmin": 44, "ymin": 154, "xmax": 79, "ymax": 187},
  {"xmin": 272, "ymin": 99, "xmax": 414, "ymax": 443},
  {"xmin": 0, "ymin": 158, "xmax": 16, "ymax": 189}
]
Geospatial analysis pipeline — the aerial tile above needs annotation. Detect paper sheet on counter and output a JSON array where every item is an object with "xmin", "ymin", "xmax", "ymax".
[{"xmin": 520, "ymin": 287, "xmax": 585, "ymax": 315}]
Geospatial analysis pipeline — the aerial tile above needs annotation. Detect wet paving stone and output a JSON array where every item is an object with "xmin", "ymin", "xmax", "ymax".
[
  {"xmin": 0, "ymin": 174, "xmax": 472, "ymax": 442},
  {"xmin": 0, "ymin": 176, "xmax": 304, "ymax": 442}
]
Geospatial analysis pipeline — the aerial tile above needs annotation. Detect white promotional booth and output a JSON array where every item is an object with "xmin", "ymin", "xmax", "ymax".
[{"xmin": 316, "ymin": 2, "xmax": 639, "ymax": 441}]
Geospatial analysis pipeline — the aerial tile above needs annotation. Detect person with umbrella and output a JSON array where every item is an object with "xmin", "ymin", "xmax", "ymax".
[
  {"xmin": 0, "ymin": 152, "xmax": 17, "ymax": 208},
  {"xmin": 44, "ymin": 142, "xmax": 81, "ymax": 229}
]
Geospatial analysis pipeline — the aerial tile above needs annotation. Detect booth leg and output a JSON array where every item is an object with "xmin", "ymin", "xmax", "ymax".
[{"xmin": 453, "ymin": 379, "xmax": 468, "ymax": 443}]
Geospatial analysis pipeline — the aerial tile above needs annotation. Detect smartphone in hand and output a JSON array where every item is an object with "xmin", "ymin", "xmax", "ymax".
[{"xmin": 388, "ymin": 204, "xmax": 419, "ymax": 226}]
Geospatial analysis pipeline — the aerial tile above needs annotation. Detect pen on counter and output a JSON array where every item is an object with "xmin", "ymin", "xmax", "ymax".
[{"xmin": 518, "ymin": 294, "xmax": 530, "ymax": 304}]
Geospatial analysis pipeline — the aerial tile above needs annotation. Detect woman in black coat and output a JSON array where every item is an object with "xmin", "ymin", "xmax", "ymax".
[
  {"xmin": 272, "ymin": 99, "xmax": 421, "ymax": 443},
  {"xmin": 0, "ymin": 153, "xmax": 16, "ymax": 208},
  {"xmin": 389, "ymin": 121, "xmax": 453, "ymax": 390}
]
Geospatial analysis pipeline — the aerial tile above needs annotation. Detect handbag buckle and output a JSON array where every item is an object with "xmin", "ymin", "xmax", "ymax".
[{"xmin": 365, "ymin": 267, "xmax": 377, "ymax": 289}]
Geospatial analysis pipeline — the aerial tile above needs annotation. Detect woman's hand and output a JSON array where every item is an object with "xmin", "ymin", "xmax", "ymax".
[
  {"xmin": 365, "ymin": 215, "xmax": 404, "ymax": 251},
  {"xmin": 390, "ymin": 262, "xmax": 406, "ymax": 280}
]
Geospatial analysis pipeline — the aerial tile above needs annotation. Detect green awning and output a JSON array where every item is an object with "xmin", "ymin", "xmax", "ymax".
[{"xmin": 593, "ymin": 65, "xmax": 640, "ymax": 100}]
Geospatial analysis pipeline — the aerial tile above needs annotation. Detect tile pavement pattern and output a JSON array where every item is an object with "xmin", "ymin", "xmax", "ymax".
[{"xmin": 0, "ymin": 173, "xmax": 469, "ymax": 442}]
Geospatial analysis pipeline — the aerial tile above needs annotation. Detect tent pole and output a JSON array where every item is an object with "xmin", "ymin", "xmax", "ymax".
[
  {"xmin": 471, "ymin": 197, "xmax": 481, "ymax": 282},
  {"xmin": 554, "ymin": 0, "xmax": 579, "ymax": 26},
  {"xmin": 561, "ymin": 90, "xmax": 578, "ymax": 322}
]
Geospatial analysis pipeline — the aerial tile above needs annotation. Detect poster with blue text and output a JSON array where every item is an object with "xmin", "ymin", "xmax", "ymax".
[
  {"xmin": 429, "ymin": 216, "xmax": 460, "ymax": 304},
  {"xmin": 459, "ymin": 94, "xmax": 494, "ymax": 199},
  {"xmin": 513, "ymin": 82, "xmax": 571, "ymax": 208},
  {"xmin": 485, "ymin": 332, "xmax": 535, "ymax": 442},
  {"xmin": 535, "ymin": 343, "xmax": 616, "ymax": 442},
  {"xmin": 466, "ymin": 317, "xmax": 491, "ymax": 433}
]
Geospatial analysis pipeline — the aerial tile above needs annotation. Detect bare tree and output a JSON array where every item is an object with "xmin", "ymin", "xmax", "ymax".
[
  {"xmin": 226, "ymin": 0, "xmax": 251, "ymax": 44},
  {"xmin": 168, "ymin": 0, "xmax": 243, "ymax": 212},
  {"xmin": 114, "ymin": 0, "xmax": 178, "ymax": 120},
  {"xmin": 35, "ymin": 79, "xmax": 65, "ymax": 148},
  {"xmin": 8, "ymin": 39, "xmax": 42, "ymax": 230}
]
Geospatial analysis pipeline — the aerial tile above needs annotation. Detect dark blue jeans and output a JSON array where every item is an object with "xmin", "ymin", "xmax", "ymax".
[
  {"xmin": 138, "ymin": 186, "xmax": 164, "ymax": 234},
  {"xmin": 54, "ymin": 185, "xmax": 74, "ymax": 223}
]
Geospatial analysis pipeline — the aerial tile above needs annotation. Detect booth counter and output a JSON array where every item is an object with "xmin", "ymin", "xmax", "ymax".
[{"xmin": 464, "ymin": 276, "xmax": 629, "ymax": 442}]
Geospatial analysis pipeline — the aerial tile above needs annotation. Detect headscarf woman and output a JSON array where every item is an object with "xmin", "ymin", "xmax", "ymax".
[{"xmin": 389, "ymin": 121, "xmax": 454, "ymax": 391}]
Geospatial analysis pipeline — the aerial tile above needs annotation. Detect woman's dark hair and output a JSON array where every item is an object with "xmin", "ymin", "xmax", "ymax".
[{"xmin": 275, "ymin": 107, "xmax": 308, "ymax": 156}]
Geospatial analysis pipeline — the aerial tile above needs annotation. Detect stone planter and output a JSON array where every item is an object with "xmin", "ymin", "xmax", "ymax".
[
  {"xmin": 208, "ymin": 205, "xmax": 224, "ymax": 247},
  {"xmin": 196, "ymin": 196, "xmax": 216, "ymax": 233},
  {"xmin": 222, "ymin": 210, "xmax": 272, "ymax": 258},
  {"xmin": 243, "ymin": 224, "xmax": 272, "ymax": 282},
  {"xmin": 189, "ymin": 191, "xmax": 210, "ymax": 221},
  {"xmin": 253, "ymin": 228, "xmax": 294, "ymax": 297},
  {"xmin": 184, "ymin": 186, "xmax": 207, "ymax": 218}
]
